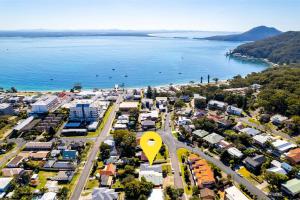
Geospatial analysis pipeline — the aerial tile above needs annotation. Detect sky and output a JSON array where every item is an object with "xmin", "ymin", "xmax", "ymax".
[{"xmin": 0, "ymin": 0, "xmax": 299, "ymax": 32}]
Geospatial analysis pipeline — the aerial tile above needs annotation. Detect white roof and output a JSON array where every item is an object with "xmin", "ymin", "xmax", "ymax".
[
  {"xmin": 0, "ymin": 103, "xmax": 11, "ymax": 109},
  {"xmin": 227, "ymin": 147, "xmax": 243, "ymax": 158},
  {"xmin": 240, "ymin": 128, "xmax": 260, "ymax": 136},
  {"xmin": 148, "ymin": 189, "xmax": 163, "ymax": 200},
  {"xmin": 0, "ymin": 177, "xmax": 13, "ymax": 190},
  {"xmin": 32, "ymin": 95, "xmax": 58, "ymax": 106},
  {"xmin": 272, "ymin": 140, "xmax": 297, "ymax": 152},
  {"xmin": 40, "ymin": 192, "xmax": 57, "ymax": 200},
  {"xmin": 253, "ymin": 134, "xmax": 273, "ymax": 144},
  {"xmin": 119, "ymin": 101, "xmax": 139, "ymax": 109},
  {"xmin": 225, "ymin": 186, "xmax": 249, "ymax": 200},
  {"xmin": 14, "ymin": 116, "xmax": 34, "ymax": 131}
]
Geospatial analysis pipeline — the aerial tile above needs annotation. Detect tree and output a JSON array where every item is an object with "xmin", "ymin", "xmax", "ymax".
[
  {"xmin": 113, "ymin": 130, "xmax": 137, "ymax": 157},
  {"xmin": 11, "ymin": 87, "xmax": 18, "ymax": 93},
  {"xmin": 174, "ymin": 99, "xmax": 186, "ymax": 109},
  {"xmin": 146, "ymin": 86, "xmax": 153, "ymax": 99},
  {"xmin": 124, "ymin": 177, "xmax": 153, "ymax": 199},
  {"xmin": 208, "ymin": 74, "xmax": 210, "ymax": 83},
  {"xmin": 58, "ymin": 187, "xmax": 69, "ymax": 200},
  {"xmin": 159, "ymin": 144, "xmax": 166, "ymax": 156},
  {"xmin": 213, "ymin": 78, "xmax": 219, "ymax": 84},
  {"xmin": 165, "ymin": 186, "xmax": 184, "ymax": 200},
  {"xmin": 192, "ymin": 185, "xmax": 200, "ymax": 196},
  {"xmin": 265, "ymin": 172, "xmax": 289, "ymax": 189},
  {"xmin": 200, "ymin": 76, "xmax": 203, "ymax": 83},
  {"xmin": 99, "ymin": 142, "xmax": 111, "ymax": 161}
]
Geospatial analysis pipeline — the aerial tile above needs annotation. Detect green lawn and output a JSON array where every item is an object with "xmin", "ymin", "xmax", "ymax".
[
  {"xmin": 248, "ymin": 118, "xmax": 261, "ymax": 126},
  {"xmin": 112, "ymin": 179, "xmax": 124, "ymax": 189},
  {"xmin": 35, "ymin": 171, "xmax": 57, "ymax": 189},
  {"xmin": 162, "ymin": 164, "xmax": 172, "ymax": 175},
  {"xmin": 86, "ymin": 179, "xmax": 99, "ymax": 190},
  {"xmin": 176, "ymin": 148, "xmax": 193, "ymax": 195}
]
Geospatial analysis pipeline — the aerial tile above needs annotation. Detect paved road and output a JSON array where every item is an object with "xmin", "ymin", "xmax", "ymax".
[
  {"xmin": 0, "ymin": 138, "xmax": 26, "ymax": 167},
  {"xmin": 70, "ymin": 95, "xmax": 122, "ymax": 200},
  {"xmin": 161, "ymin": 114, "xmax": 270, "ymax": 200}
]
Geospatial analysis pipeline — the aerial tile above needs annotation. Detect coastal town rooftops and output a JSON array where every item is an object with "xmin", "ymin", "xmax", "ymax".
[
  {"xmin": 282, "ymin": 178, "xmax": 300, "ymax": 196},
  {"xmin": 225, "ymin": 185, "xmax": 249, "ymax": 200},
  {"xmin": 24, "ymin": 142, "xmax": 53, "ymax": 150},
  {"xmin": 240, "ymin": 127, "xmax": 260, "ymax": 136},
  {"xmin": 0, "ymin": 177, "xmax": 13, "ymax": 192},
  {"xmin": 192, "ymin": 129, "xmax": 209, "ymax": 138},
  {"xmin": 119, "ymin": 101, "xmax": 139, "ymax": 109},
  {"xmin": 253, "ymin": 134, "xmax": 274, "ymax": 145},
  {"xmin": 287, "ymin": 148, "xmax": 300, "ymax": 164},
  {"xmin": 0, "ymin": 103, "xmax": 11, "ymax": 109},
  {"xmin": 32, "ymin": 95, "xmax": 58, "ymax": 106},
  {"xmin": 272, "ymin": 140, "xmax": 297, "ymax": 153},
  {"xmin": 203, "ymin": 133, "xmax": 224, "ymax": 145},
  {"xmin": 13, "ymin": 116, "xmax": 34, "ymax": 131}
]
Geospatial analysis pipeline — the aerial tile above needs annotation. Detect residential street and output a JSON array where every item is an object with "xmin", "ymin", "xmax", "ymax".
[
  {"xmin": 161, "ymin": 113, "xmax": 270, "ymax": 200},
  {"xmin": 70, "ymin": 95, "xmax": 122, "ymax": 200},
  {"xmin": 0, "ymin": 138, "xmax": 26, "ymax": 167}
]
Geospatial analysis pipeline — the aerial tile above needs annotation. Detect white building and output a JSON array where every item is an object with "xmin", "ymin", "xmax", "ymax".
[
  {"xmin": 148, "ymin": 189, "xmax": 164, "ymax": 200},
  {"xmin": 227, "ymin": 147, "xmax": 244, "ymax": 159},
  {"xmin": 0, "ymin": 177, "xmax": 13, "ymax": 193},
  {"xmin": 271, "ymin": 114, "xmax": 288, "ymax": 125},
  {"xmin": 225, "ymin": 185, "xmax": 249, "ymax": 200},
  {"xmin": 31, "ymin": 95, "xmax": 59, "ymax": 113},
  {"xmin": 227, "ymin": 105, "xmax": 243, "ymax": 116},
  {"xmin": 39, "ymin": 192, "xmax": 57, "ymax": 200},
  {"xmin": 0, "ymin": 103, "xmax": 14, "ymax": 115},
  {"xmin": 272, "ymin": 140, "xmax": 297, "ymax": 153},
  {"xmin": 92, "ymin": 188, "xmax": 118, "ymax": 200},
  {"xmin": 69, "ymin": 100, "xmax": 103, "ymax": 122}
]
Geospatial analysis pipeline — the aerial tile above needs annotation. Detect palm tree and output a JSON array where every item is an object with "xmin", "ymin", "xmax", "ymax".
[
  {"xmin": 207, "ymin": 74, "xmax": 210, "ymax": 84},
  {"xmin": 213, "ymin": 78, "xmax": 219, "ymax": 84},
  {"xmin": 200, "ymin": 76, "xmax": 203, "ymax": 84}
]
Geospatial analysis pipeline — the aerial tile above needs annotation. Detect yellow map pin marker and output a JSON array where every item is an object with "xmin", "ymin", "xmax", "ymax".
[{"xmin": 140, "ymin": 131, "xmax": 162, "ymax": 166}]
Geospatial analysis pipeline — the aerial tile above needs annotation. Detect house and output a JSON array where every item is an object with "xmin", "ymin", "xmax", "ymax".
[
  {"xmin": 227, "ymin": 147, "xmax": 244, "ymax": 159},
  {"xmin": 224, "ymin": 185, "xmax": 249, "ymax": 200},
  {"xmin": 100, "ymin": 163, "xmax": 116, "ymax": 176},
  {"xmin": 6, "ymin": 156, "xmax": 24, "ymax": 168},
  {"xmin": 50, "ymin": 150, "xmax": 61, "ymax": 158},
  {"xmin": 52, "ymin": 161, "xmax": 76, "ymax": 171},
  {"xmin": 177, "ymin": 116, "xmax": 192, "ymax": 126},
  {"xmin": 51, "ymin": 171, "xmax": 74, "ymax": 183},
  {"xmin": 141, "ymin": 98, "xmax": 154, "ymax": 109},
  {"xmin": 240, "ymin": 127, "xmax": 260, "ymax": 136},
  {"xmin": 253, "ymin": 134, "xmax": 274, "ymax": 146},
  {"xmin": 207, "ymin": 100, "xmax": 227, "ymax": 111},
  {"xmin": 243, "ymin": 154, "xmax": 266, "ymax": 172},
  {"xmin": 119, "ymin": 102, "xmax": 139, "ymax": 112},
  {"xmin": 1, "ymin": 168, "xmax": 24, "ymax": 177},
  {"xmin": 0, "ymin": 177, "xmax": 13, "ymax": 193},
  {"xmin": 180, "ymin": 95, "xmax": 190, "ymax": 102},
  {"xmin": 31, "ymin": 95, "xmax": 59, "ymax": 114},
  {"xmin": 141, "ymin": 120, "xmax": 156, "ymax": 130},
  {"xmin": 272, "ymin": 140, "xmax": 297, "ymax": 154},
  {"xmin": 62, "ymin": 150, "xmax": 78, "ymax": 160},
  {"xmin": 281, "ymin": 178, "xmax": 300, "ymax": 196},
  {"xmin": 271, "ymin": 114, "xmax": 288, "ymax": 126},
  {"xmin": 30, "ymin": 173, "xmax": 39, "ymax": 186},
  {"xmin": 156, "ymin": 97, "xmax": 168, "ymax": 106},
  {"xmin": 148, "ymin": 189, "xmax": 164, "ymax": 200},
  {"xmin": 140, "ymin": 110, "xmax": 159, "ymax": 121},
  {"xmin": 24, "ymin": 142, "xmax": 53, "ymax": 151},
  {"xmin": 188, "ymin": 154, "xmax": 215, "ymax": 188},
  {"xmin": 118, "ymin": 115, "xmax": 129, "ymax": 121},
  {"xmin": 139, "ymin": 170, "xmax": 163, "ymax": 186},
  {"xmin": 217, "ymin": 140, "xmax": 233, "ymax": 150},
  {"xmin": 92, "ymin": 188, "xmax": 118, "ymax": 200},
  {"xmin": 203, "ymin": 133, "xmax": 224, "ymax": 146},
  {"xmin": 113, "ymin": 123, "xmax": 127, "ymax": 130},
  {"xmin": 39, "ymin": 192, "xmax": 57, "ymax": 200},
  {"xmin": 233, "ymin": 122, "xmax": 245, "ymax": 132},
  {"xmin": 45, "ymin": 181, "xmax": 60, "ymax": 193},
  {"xmin": 226, "ymin": 105, "xmax": 243, "ymax": 116},
  {"xmin": 200, "ymin": 188, "xmax": 215, "ymax": 200},
  {"xmin": 192, "ymin": 129, "xmax": 209, "ymax": 138},
  {"xmin": 286, "ymin": 148, "xmax": 300, "ymax": 164},
  {"xmin": 13, "ymin": 116, "xmax": 35, "ymax": 133},
  {"xmin": 140, "ymin": 164, "xmax": 162, "ymax": 173},
  {"xmin": 100, "ymin": 174, "xmax": 113, "ymax": 187},
  {"xmin": 0, "ymin": 103, "xmax": 14, "ymax": 115}
]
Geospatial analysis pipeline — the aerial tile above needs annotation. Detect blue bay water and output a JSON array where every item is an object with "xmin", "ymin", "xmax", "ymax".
[{"xmin": 0, "ymin": 35, "xmax": 268, "ymax": 91}]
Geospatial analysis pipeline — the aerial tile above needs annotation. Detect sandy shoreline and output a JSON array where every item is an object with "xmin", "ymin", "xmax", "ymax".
[{"xmin": 11, "ymin": 79, "xmax": 230, "ymax": 94}]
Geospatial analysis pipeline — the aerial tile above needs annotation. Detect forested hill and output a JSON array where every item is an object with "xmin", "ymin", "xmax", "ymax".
[
  {"xmin": 202, "ymin": 26, "xmax": 281, "ymax": 41},
  {"xmin": 231, "ymin": 31, "xmax": 300, "ymax": 64},
  {"xmin": 229, "ymin": 65, "xmax": 300, "ymax": 116}
]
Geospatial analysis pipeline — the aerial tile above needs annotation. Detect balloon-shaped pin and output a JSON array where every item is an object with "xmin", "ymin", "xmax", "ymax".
[{"xmin": 140, "ymin": 131, "xmax": 162, "ymax": 166}]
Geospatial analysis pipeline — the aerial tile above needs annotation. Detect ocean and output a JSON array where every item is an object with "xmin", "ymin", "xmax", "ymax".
[{"xmin": 0, "ymin": 33, "xmax": 268, "ymax": 91}]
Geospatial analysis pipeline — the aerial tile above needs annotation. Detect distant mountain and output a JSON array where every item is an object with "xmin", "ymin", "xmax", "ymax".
[
  {"xmin": 231, "ymin": 31, "xmax": 300, "ymax": 64},
  {"xmin": 202, "ymin": 26, "xmax": 282, "ymax": 41}
]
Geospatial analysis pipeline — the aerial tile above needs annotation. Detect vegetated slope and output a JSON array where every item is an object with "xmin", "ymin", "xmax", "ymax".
[
  {"xmin": 203, "ymin": 26, "xmax": 282, "ymax": 41},
  {"xmin": 231, "ymin": 31, "xmax": 300, "ymax": 64},
  {"xmin": 229, "ymin": 65, "xmax": 300, "ymax": 116}
]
